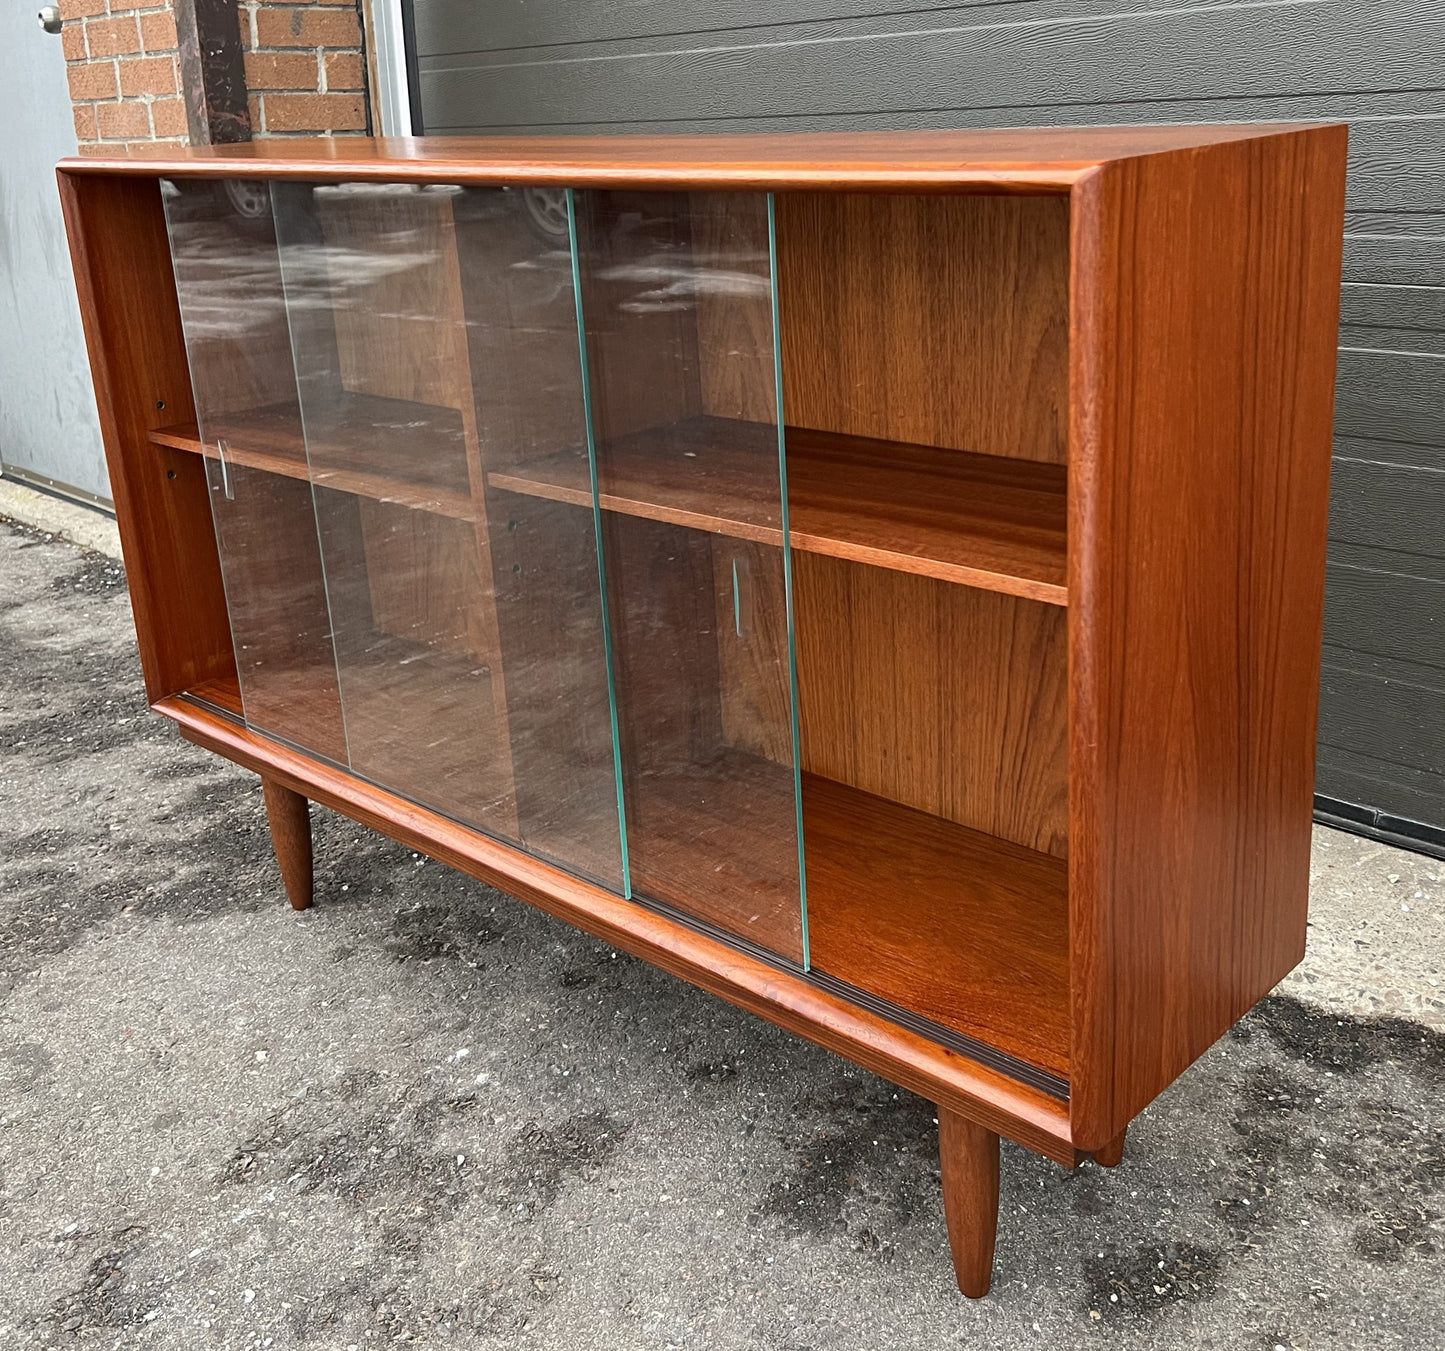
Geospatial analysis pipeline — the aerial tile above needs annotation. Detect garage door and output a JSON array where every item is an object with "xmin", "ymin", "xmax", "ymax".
[{"xmin": 407, "ymin": 0, "xmax": 1445, "ymax": 855}]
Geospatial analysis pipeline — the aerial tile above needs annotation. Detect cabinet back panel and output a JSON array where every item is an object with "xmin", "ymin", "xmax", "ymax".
[
  {"xmin": 356, "ymin": 501, "xmax": 494, "ymax": 661},
  {"xmin": 454, "ymin": 189, "xmax": 589, "ymax": 478},
  {"xmin": 162, "ymin": 179, "xmax": 302, "ymax": 425},
  {"xmin": 775, "ymin": 192, "xmax": 1070, "ymax": 465},
  {"xmin": 692, "ymin": 192, "xmax": 778, "ymax": 426},
  {"xmin": 794, "ymin": 553, "xmax": 1069, "ymax": 858},
  {"xmin": 315, "ymin": 187, "xmax": 474, "ymax": 413},
  {"xmin": 575, "ymin": 191, "xmax": 704, "ymax": 440}
]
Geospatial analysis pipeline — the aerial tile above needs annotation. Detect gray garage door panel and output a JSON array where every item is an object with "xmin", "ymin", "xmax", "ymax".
[
  {"xmin": 1320, "ymin": 661, "xmax": 1445, "ymax": 777},
  {"xmin": 417, "ymin": 1, "xmax": 1445, "ymax": 133},
  {"xmin": 1339, "ymin": 323, "xmax": 1445, "ymax": 357},
  {"xmin": 1345, "ymin": 217, "xmax": 1445, "ymax": 288},
  {"xmin": 412, "ymin": 0, "xmax": 1445, "ymax": 841},
  {"xmin": 1316, "ymin": 745, "xmax": 1445, "ymax": 829},
  {"xmin": 1335, "ymin": 352, "xmax": 1445, "ymax": 448},
  {"xmin": 1331, "ymin": 459, "xmax": 1445, "ymax": 557},
  {"xmin": 1324, "ymin": 564, "xmax": 1445, "ymax": 664},
  {"xmin": 412, "ymin": 0, "xmax": 1041, "ymax": 56}
]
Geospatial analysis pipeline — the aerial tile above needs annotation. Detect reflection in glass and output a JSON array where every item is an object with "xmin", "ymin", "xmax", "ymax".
[{"xmin": 162, "ymin": 177, "xmax": 347, "ymax": 762}]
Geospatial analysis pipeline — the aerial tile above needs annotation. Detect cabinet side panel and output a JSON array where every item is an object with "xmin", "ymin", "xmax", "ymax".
[
  {"xmin": 57, "ymin": 171, "xmax": 236, "ymax": 702},
  {"xmin": 1068, "ymin": 128, "xmax": 1348, "ymax": 1149}
]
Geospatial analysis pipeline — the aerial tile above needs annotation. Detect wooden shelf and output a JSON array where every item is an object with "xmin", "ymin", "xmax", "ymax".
[
  {"xmin": 489, "ymin": 416, "xmax": 1067, "ymax": 604},
  {"xmin": 804, "ymin": 774, "xmax": 1070, "ymax": 1081},
  {"xmin": 150, "ymin": 393, "xmax": 478, "ymax": 520}
]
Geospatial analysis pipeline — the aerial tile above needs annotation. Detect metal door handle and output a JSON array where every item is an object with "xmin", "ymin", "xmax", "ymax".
[{"xmin": 216, "ymin": 439, "xmax": 234, "ymax": 500}]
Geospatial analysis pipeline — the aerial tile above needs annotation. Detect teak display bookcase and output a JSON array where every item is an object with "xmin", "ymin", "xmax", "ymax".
[{"xmin": 59, "ymin": 126, "xmax": 1347, "ymax": 1297}]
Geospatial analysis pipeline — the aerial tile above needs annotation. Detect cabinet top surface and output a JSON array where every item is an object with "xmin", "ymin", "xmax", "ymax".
[{"xmin": 58, "ymin": 125, "xmax": 1339, "ymax": 191}]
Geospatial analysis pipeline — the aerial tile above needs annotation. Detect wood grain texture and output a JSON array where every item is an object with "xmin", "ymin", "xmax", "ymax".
[
  {"xmin": 804, "ymin": 775, "xmax": 1070, "ymax": 1078},
  {"xmin": 776, "ymin": 192, "xmax": 1070, "ymax": 464},
  {"xmin": 1066, "ymin": 125, "xmax": 1348, "ymax": 1149},
  {"xmin": 60, "ymin": 125, "xmax": 1326, "ymax": 191},
  {"xmin": 795, "ymin": 553, "xmax": 1069, "ymax": 858},
  {"xmin": 56, "ymin": 171, "xmax": 236, "ymax": 703},
  {"xmin": 65, "ymin": 130, "xmax": 1347, "ymax": 1189},
  {"xmin": 938, "ymin": 1107, "xmax": 1001, "ymax": 1299},
  {"xmin": 491, "ymin": 417, "xmax": 1068, "ymax": 603},
  {"xmin": 155, "ymin": 692, "xmax": 1081, "ymax": 1165},
  {"xmin": 628, "ymin": 750, "xmax": 804, "ymax": 959},
  {"xmin": 784, "ymin": 425, "xmax": 1067, "ymax": 603},
  {"xmin": 261, "ymin": 777, "xmax": 313, "ymax": 910}
]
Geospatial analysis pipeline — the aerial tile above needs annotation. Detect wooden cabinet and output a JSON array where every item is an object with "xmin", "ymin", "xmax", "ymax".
[{"xmin": 59, "ymin": 125, "xmax": 1347, "ymax": 1297}]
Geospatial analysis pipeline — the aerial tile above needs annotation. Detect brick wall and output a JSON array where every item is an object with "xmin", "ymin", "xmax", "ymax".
[
  {"xmin": 240, "ymin": 1, "xmax": 369, "ymax": 136},
  {"xmin": 61, "ymin": 0, "xmax": 186, "ymax": 148},
  {"xmin": 61, "ymin": 0, "xmax": 370, "ymax": 149}
]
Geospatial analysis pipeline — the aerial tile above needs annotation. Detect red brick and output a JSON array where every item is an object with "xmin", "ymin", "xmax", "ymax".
[
  {"xmin": 253, "ymin": 7, "xmax": 359, "ymax": 49},
  {"xmin": 58, "ymin": 0, "xmax": 106, "ymax": 21},
  {"xmin": 96, "ymin": 99, "xmax": 151, "ymax": 139},
  {"xmin": 260, "ymin": 91, "xmax": 365, "ymax": 132},
  {"xmin": 72, "ymin": 103, "xmax": 98, "ymax": 143},
  {"xmin": 85, "ymin": 15, "xmax": 142, "ymax": 57},
  {"xmin": 150, "ymin": 96, "xmax": 188, "ymax": 138},
  {"xmin": 139, "ymin": 8, "xmax": 177, "ymax": 52},
  {"xmin": 117, "ymin": 54, "xmax": 176, "ymax": 96},
  {"xmin": 244, "ymin": 51, "xmax": 318, "ymax": 90},
  {"xmin": 323, "ymin": 50, "xmax": 363, "ymax": 90},
  {"xmin": 61, "ymin": 23, "xmax": 87, "ymax": 60},
  {"xmin": 67, "ymin": 59, "xmax": 118, "ymax": 101}
]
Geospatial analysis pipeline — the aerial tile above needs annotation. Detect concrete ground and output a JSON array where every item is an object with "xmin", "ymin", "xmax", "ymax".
[{"xmin": 1, "ymin": 491, "xmax": 1442, "ymax": 1351}]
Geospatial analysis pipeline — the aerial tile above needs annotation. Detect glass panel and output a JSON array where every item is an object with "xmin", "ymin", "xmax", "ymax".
[
  {"xmin": 573, "ymin": 189, "xmax": 805, "ymax": 963},
  {"xmin": 161, "ymin": 177, "xmax": 347, "ymax": 762},
  {"xmin": 271, "ymin": 181, "xmax": 624, "ymax": 889}
]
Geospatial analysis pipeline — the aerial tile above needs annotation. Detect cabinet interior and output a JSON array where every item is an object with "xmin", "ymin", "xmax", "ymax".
[{"xmin": 156, "ymin": 179, "xmax": 1073, "ymax": 1089}]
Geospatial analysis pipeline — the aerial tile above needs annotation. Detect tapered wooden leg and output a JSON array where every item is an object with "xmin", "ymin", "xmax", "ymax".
[
  {"xmin": 261, "ymin": 777, "xmax": 313, "ymax": 911},
  {"xmin": 938, "ymin": 1106, "xmax": 1000, "ymax": 1298},
  {"xmin": 1093, "ymin": 1127, "xmax": 1127, "ymax": 1168}
]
